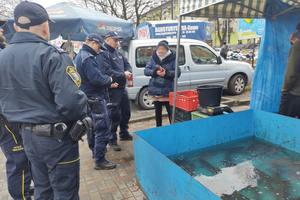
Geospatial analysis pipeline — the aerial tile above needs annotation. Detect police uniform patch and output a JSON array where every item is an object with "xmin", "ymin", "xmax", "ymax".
[{"xmin": 66, "ymin": 66, "xmax": 81, "ymax": 87}]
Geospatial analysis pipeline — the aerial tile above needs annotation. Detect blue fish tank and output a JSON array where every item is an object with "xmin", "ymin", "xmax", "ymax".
[{"xmin": 133, "ymin": 110, "xmax": 300, "ymax": 200}]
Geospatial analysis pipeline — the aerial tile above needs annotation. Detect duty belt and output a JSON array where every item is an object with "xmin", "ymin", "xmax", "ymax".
[
  {"xmin": 23, "ymin": 122, "xmax": 74, "ymax": 141},
  {"xmin": 22, "ymin": 117, "xmax": 93, "ymax": 142}
]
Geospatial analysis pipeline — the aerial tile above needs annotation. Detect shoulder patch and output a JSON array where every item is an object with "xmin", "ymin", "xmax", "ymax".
[{"xmin": 66, "ymin": 66, "xmax": 81, "ymax": 87}]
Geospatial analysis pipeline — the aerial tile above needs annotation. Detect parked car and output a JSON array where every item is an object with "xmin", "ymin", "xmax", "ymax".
[{"xmin": 120, "ymin": 39, "xmax": 254, "ymax": 110}]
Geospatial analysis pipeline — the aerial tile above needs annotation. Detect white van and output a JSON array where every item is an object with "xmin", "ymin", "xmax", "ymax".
[{"xmin": 121, "ymin": 39, "xmax": 254, "ymax": 109}]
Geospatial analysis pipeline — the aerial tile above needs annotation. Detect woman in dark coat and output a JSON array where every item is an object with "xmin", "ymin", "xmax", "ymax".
[{"xmin": 144, "ymin": 40, "xmax": 181, "ymax": 127}]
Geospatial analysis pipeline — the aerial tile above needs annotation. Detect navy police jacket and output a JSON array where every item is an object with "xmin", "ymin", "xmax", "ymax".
[
  {"xmin": 0, "ymin": 32, "xmax": 88, "ymax": 124},
  {"xmin": 75, "ymin": 44, "xmax": 112, "ymax": 100},
  {"xmin": 144, "ymin": 50, "xmax": 181, "ymax": 96},
  {"xmin": 96, "ymin": 50, "xmax": 112, "ymax": 80},
  {"xmin": 103, "ymin": 43, "xmax": 132, "ymax": 89}
]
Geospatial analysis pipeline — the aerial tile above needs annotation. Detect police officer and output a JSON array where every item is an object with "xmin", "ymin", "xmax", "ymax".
[
  {"xmin": 104, "ymin": 31, "xmax": 133, "ymax": 151},
  {"xmin": 0, "ymin": 2, "xmax": 88, "ymax": 200},
  {"xmin": 75, "ymin": 34, "xmax": 117, "ymax": 170},
  {"xmin": 0, "ymin": 19, "xmax": 32, "ymax": 200},
  {"xmin": 0, "ymin": 20, "xmax": 7, "ymax": 51}
]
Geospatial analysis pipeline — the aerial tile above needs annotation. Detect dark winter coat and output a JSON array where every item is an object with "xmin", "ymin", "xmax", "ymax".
[{"xmin": 144, "ymin": 50, "xmax": 181, "ymax": 96}]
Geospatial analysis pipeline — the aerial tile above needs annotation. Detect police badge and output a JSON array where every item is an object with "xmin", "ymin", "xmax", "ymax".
[{"xmin": 66, "ymin": 66, "xmax": 81, "ymax": 87}]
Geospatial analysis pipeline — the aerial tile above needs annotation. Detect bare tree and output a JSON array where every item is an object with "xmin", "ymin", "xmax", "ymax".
[
  {"xmin": 75, "ymin": 0, "xmax": 162, "ymax": 26},
  {"xmin": 210, "ymin": 18, "xmax": 237, "ymax": 46},
  {"xmin": 0, "ymin": 0, "xmax": 21, "ymax": 19}
]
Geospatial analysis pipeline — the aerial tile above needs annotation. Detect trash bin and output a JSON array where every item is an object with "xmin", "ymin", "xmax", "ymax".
[{"xmin": 197, "ymin": 85, "xmax": 223, "ymax": 107}]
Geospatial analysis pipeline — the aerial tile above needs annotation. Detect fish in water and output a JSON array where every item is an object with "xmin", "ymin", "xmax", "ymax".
[
  {"xmin": 222, "ymin": 146, "xmax": 245, "ymax": 152},
  {"xmin": 239, "ymin": 185, "xmax": 262, "ymax": 200},
  {"xmin": 223, "ymin": 151, "xmax": 237, "ymax": 167},
  {"xmin": 244, "ymin": 142, "xmax": 271, "ymax": 154},
  {"xmin": 249, "ymin": 146, "xmax": 281, "ymax": 159},
  {"xmin": 197, "ymin": 158, "xmax": 221, "ymax": 175},
  {"xmin": 276, "ymin": 181, "xmax": 292, "ymax": 200},
  {"xmin": 270, "ymin": 163, "xmax": 283, "ymax": 180},
  {"xmin": 264, "ymin": 157, "xmax": 295, "ymax": 166},
  {"xmin": 221, "ymin": 191, "xmax": 250, "ymax": 200},
  {"xmin": 254, "ymin": 168, "xmax": 282, "ymax": 184},
  {"xmin": 222, "ymin": 147, "xmax": 244, "ymax": 167},
  {"xmin": 200, "ymin": 151, "xmax": 214, "ymax": 159}
]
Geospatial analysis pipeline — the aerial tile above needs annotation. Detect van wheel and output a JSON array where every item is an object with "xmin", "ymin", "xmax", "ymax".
[
  {"xmin": 228, "ymin": 74, "xmax": 246, "ymax": 95},
  {"xmin": 139, "ymin": 87, "xmax": 154, "ymax": 110}
]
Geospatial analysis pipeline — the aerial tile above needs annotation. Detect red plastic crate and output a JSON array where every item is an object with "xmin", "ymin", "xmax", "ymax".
[{"xmin": 169, "ymin": 90, "xmax": 199, "ymax": 111}]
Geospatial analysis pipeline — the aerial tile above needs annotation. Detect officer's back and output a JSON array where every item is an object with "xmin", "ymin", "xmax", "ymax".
[
  {"xmin": 0, "ymin": 2, "xmax": 87, "ymax": 199},
  {"xmin": 0, "ymin": 18, "xmax": 86, "ymax": 124}
]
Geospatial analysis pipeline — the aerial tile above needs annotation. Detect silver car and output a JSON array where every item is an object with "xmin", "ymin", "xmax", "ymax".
[{"xmin": 121, "ymin": 39, "xmax": 254, "ymax": 109}]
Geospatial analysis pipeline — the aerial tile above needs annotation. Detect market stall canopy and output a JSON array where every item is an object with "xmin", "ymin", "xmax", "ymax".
[
  {"xmin": 180, "ymin": 0, "xmax": 300, "ymax": 18},
  {"xmin": 3, "ymin": 2, "xmax": 134, "ymax": 43},
  {"xmin": 177, "ymin": 0, "xmax": 300, "ymax": 113}
]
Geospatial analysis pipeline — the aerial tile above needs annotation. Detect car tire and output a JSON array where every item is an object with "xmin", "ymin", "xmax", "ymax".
[
  {"xmin": 139, "ymin": 87, "xmax": 155, "ymax": 110},
  {"xmin": 228, "ymin": 74, "xmax": 246, "ymax": 95}
]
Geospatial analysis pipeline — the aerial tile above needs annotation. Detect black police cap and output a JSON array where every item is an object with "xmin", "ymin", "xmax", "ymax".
[
  {"xmin": 14, "ymin": 1, "xmax": 55, "ymax": 29},
  {"xmin": 105, "ymin": 31, "xmax": 123, "ymax": 39}
]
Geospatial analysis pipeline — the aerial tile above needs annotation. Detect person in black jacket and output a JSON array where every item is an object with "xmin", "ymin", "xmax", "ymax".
[
  {"xmin": 104, "ymin": 31, "xmax": 133, "ymax": 151},
  {"xmin": 0, "ymin": 2, "xmax": 88, "ymax": 199},
  {"xmin": 75, "ymin": 34, "xmax": 117, "ymax": 170},
  {"xmin": 0, "ymin": 19, "xmax": 33, "ymax": 200},
  {"xmin": 144, "ymin": 40, "xmax": 181, "ymax": 127}
]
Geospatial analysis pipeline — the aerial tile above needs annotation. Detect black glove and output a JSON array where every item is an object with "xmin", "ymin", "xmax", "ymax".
[{"xmin": 153, "ymin": 68, "xmax": 159, "ymax": 77}]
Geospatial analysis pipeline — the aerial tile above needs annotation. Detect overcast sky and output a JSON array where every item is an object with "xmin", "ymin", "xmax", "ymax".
[{"xmin": 32, "ymin": 0, "xmax": 68, "ymax": 8}]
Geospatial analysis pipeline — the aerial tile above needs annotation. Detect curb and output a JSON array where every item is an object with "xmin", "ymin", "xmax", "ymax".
[
  {"xmin": 129, "ymin": 99, "xmax": 250, "ymax": 123},
  {"xmin": 222, "ymin": 99, "xmax": 250, "ymax": 107},
  {"xmin": 129, "ymin": 113, "xmax": 168, "ymax": 124}
]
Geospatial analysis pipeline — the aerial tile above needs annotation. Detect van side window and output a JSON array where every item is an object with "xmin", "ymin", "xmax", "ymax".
[
  {"xmin": 135, "ymin": 45, "xmax": 186, "ymax": 68},
  {"xmin": 136, "ymin": 46, "xmax": 156, "ymax": 68},
  {"xmin": 170, "ymin": 45, "xmax": 186, "ymax": 66},
  {"xmin": 190, "ymin": 45, "xmax": 217, "ymax": 65}
]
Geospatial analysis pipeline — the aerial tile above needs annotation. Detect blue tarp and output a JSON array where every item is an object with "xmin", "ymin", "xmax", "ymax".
[
  {"xmin": 250, "ymin": 0, "xmax": 300, "ymax": 113},
  {"xmin": 2, "ymin": 2, "xmax": 134, "ymax": 43},
  {"xmin": 135, "ymin": 20, "xmax": 212, "ymax": 41}
]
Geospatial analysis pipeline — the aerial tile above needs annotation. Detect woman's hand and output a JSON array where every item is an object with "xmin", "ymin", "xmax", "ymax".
[
  {"xmin": 156, "ymin": 69, "xmax": 166, "ymax": 77},
  {"xmin": 290, "ymin": 33, "xmax": 298, "ymax": 44}
]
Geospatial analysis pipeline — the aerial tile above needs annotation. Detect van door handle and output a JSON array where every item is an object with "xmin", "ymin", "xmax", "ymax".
[{"xmin": 184, "ymin": 66, "xmax": 190, "ymax": 71}]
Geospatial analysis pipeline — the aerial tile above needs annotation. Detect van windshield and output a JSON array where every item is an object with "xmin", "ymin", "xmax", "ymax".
[{"xmin": 136, "ymin": 45, "xmax": 185, "ymax": 68}]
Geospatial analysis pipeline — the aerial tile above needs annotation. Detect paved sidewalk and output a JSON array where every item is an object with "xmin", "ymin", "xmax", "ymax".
[{"xmin": 0, "ymin": 105, "xmax": 249, "ymax": 200}]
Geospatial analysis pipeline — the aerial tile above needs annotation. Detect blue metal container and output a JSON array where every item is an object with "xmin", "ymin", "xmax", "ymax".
[{"xmin": 133, "ymin": 110, "xmax": 300, "ymax": 200}]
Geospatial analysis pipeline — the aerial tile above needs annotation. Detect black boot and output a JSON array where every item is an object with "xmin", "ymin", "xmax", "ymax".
[
  {"xmin": 120, "ymin": 134, "xmax": 133, "ymax": 141},
  {"xmin": 94, "ymin": 160, "xmax": 116, "ymax": 170},
  {"xmin": 110, "ymin": 144, "xmax": 121, "ymax": 151}
]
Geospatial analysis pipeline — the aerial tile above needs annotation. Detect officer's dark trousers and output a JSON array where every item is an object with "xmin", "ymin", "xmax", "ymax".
[
  {"xmin": 87, "ymin": 100, "xmax": 110, "ymax": 163},
  {"xmin": 0, "ymin": 124, "xmax": 31, "ymax": 200},
  {"xmin": 22, "ymin": 126, "xmax": 80, "ymax": 200},
  {"xmin": 278, "ymin": 93, "xmax": 300, "ymax": 118},
  {"xmin": 107, "ymin": 88, "xmax": 131, "ymax": 145}
]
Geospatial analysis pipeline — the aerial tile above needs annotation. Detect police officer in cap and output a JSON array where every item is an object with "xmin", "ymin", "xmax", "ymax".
[
  {"xmin": 0, "ymin": 1, "xmax": 88, "ymax": 199},
  {"xmin": 104, "ymin": 31, "xmax": 133, "ymax": 151},
  {"xmin": 0, "ymin": 19, "xmax": 33, "ymax": 200},
  {"xmin": 75, "ymin": 33, "xmax": 117, "ymax": 170},
  {"xmin": 0, "ymin": 20, "xmax": 7, "ymax": 51}
]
